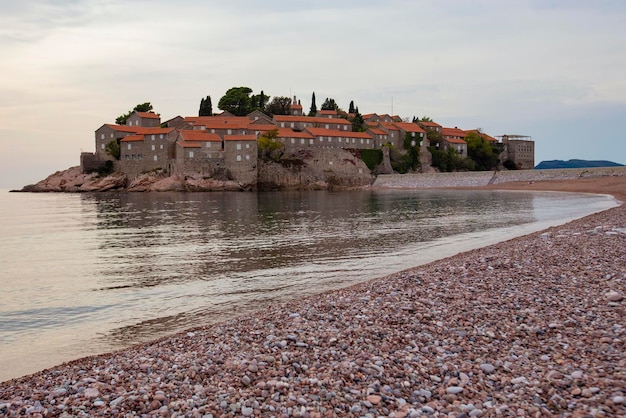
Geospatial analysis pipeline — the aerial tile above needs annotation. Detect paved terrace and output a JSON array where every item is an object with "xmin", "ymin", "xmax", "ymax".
[{"xmin": 373, "ymin": 166, "xmax": 626, "ymax": 189}]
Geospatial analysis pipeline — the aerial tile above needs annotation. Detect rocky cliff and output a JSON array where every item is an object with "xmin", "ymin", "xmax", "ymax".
[{"xmin": 17, "ymin": 148, "xmax": 374, "ymax": 193}]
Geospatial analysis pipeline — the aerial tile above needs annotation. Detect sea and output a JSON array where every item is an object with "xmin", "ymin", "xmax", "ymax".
[{"xmin": 0, "ymin": 188, "xmax": 618, "ymax": 382}]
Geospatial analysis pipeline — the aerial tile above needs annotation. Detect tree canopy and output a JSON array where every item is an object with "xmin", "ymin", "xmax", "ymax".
[
  {"xmin": 199, "ymin": 96, "xmax": 213, "ymax": 116},
  {"xmin": 320, "ymin": 97, "xmax": 339, "ymax": 111},
  {"xmin": 217, "ymin": 87, "xmax": 254, "ymax": 116},
  {"xmin": 115, "ymin": 102, "xmax": 153, "ymax": 125},
  {"xmin": 264, "ymin": 96, "xmax": 292, "ymax": 116},
  {"xmin": 465, "ymin": 131, "xmax": 501, "ymax": 171}
]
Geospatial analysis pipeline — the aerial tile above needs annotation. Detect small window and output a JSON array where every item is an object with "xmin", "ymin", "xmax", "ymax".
[
  {"xmin": 291, "ymin": 138, "xmax": 295, "ymax": 144},
  {"xmin": 206, "ymin": 142, "xmax": 211, "ymax": 148},
  {"xmin": 101, "ymin": 144, "xmax": 105, "ymax": 150},
  {"xmin": 189, "ymin": 151, "xmax": 194, "ymax": 158},
  {"xmin": 236, "ymin": 155, "xmax": 242, "ymax": 161},
  {"xmin": 110, "ymin": 133, "xmax": 114, "ymax": 138},
  {"xmin": 237, "ymin": 144, "xmax": 242, "ymax": 150},
  {"xmin": 160, "ymin": 134, "xmax": 164, "ymax": 139},
  {"xmin": 127, "ymin": 144, "xmax": 132, "ymax": 150},
  {"xmin": 325, "ymin": 124, "xmax": 329, "ymax": 129},
  {"xmin": 310, "ymin": 139, "xmax": 314, "ymax": 145},
  {"xmin": 100, "ymin": 133, "xmax": 105, "ymax": 139},
  {"xmin": 138, "ymin": 154, "xmax": 142, "ymax": 160},
  {"xmin": 160, "ymin": 144, "xmax": 163, "ymax": 149},
  {"xmin": 151, "ymin": 145, "xmax": 155, "ymax": 151},
  {"xmin": 301, "ymin": 138, "xmax": 305, "ymax": 144},
  {"xmin": 151, "ymin": 135, "xmax": 155, "ymax": 141},
  {"xmin": 291, "ymin": 122, "xmax": 295, "ymax": 128},
  {"xmin": 227, "ymin": 129, "xmax": 232, "ymax": 135},
  {"xmin": 154, "ymin": 155, "xmax": 158, "ymax": 161},
  {"xmin": 246, "ymin": 155, "xmax": 250, "ymax": 160},
  {"xmin": 344, "ymin": 126, "xmax": 348, "ymax": 131},
  {"xmin": 246, "ymin": 144, "xmax": 250, "ymax": 149},
  {"xmin": 132, "ymin": 154, "xmax": 136, "ymax": 160}
]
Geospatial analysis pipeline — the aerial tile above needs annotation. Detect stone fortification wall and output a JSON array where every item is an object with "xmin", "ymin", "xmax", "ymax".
[{"xmin": 373, "ymin": 166, "xmax": 626, "ymax": 189}]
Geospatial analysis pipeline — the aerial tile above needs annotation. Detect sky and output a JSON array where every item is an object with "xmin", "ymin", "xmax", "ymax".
[{"xmin": 1, "ymin": 0, "xmax": 625, "ymax": 189}]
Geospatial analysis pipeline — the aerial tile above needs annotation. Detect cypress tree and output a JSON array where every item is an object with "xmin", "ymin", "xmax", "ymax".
[
  {"xmin": 349, "ymin": 100, "xmax": 355, "ymax": 114},
  {"xmin": 308, "ymin": 92, "xmax": 317, "ymax": 116}
]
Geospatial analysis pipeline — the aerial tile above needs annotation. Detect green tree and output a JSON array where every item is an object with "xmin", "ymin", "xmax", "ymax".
[
  {"xmin": 348, "ymin": 100, "xmax": 355, "ymax": 114},
  {"xmin": 321, "ymin": 97, "xmax": 339, "ymax": 111},
  {"xmin": 217, "ymin": 86, "xmax": 254, "ymax": 116},
  {"xmin": 308, "ymin": 92, "xmax": 317, "ymax": 116},
  {"xmin": 465, "ymin": 131, "xmax": 501, "ymax": 171},
  {"xmin": 264, "ymin": 96, "xmax": 292, "ymax": 116},
  {"xmin": 115, "ymin": 102, "xmax": 153, "ymax": 124},
  {"xmin": 350, "ymin": 107, "xmax": 366, "ymax": 132},
  {"xmin": 257, "ymin": 128, "xmax": 284, "ymax": 161},
  {"xmin": 420, "ymin": 116, "xmax": 433, "ymax": 122},
  {"xmin": 199, "ymin": 95, "xmax": 213, "ymax": 116},
  {"xmin": 104, "ymin": 139, "xmax": 120, "ymax": 160},
  {"xmin": 251, "ymin": 90, "xmax": 268, "ymax": 111}
]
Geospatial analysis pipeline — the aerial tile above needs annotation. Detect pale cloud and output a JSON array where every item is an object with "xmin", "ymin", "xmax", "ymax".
[{"xmin": 1, "ymin": 0, "xmax": 625, "ymax": 188}]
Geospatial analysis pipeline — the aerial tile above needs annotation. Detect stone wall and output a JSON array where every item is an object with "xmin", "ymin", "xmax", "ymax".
[{"xmin": 373, "ymin": 166, "xmax": 626, "ymax": 189}]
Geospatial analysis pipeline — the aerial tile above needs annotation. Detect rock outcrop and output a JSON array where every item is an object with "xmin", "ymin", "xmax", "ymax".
[{"xmin": 17, "ymin": 148, "xmax": 375, "ymax": 193}]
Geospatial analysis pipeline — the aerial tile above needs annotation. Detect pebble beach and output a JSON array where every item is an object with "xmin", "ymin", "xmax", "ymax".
[{"xmin": 1, "ymin": 178, "xmax": 625, "ymax": 417}]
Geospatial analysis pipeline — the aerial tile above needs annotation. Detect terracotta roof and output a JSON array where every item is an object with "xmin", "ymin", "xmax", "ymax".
[
  {"xmin": 442, "ymin": 127, "xmax": 467, "ymax": 138},
  {"xmin": 273, "ymin": 115, "xmax": 351, "ymax": 125},
  {"xmin": 379, "ymin": 122, "xmax": 400, "ymax": 131},
  {"xmin": 276, "ymin": 128, "xmax": 314, "ymax": 139},
  {"xmin": 443, "ymin": 137, "xmax": 467, "ymax": 145},
  {"xmin": 393, "ymin": 122, "xmax": 425, "ymax": 133},
  {"xmin": 179, "ymin": 131, "xmax": 221, "ymax": 142},
  {"xmin": 465, "ymin": 129, "xmax": 498, "ymax": 142},
  {"xmin": 120, "ymin": 135, "xmax": 144, "ymax": 142},
  {"xmin": 318, "ymin": 110, "xmax": 337, "ymax": 115},
  {"xmin": 134, "ymin": 111, "xmax": 160, "ymax": 119},
  {"xmin": 420, "ymin": 121, "xmax": 442, "ymax": 128},
  {"xmin": 367, "ymin": 128, "xmax": 387, "ymax": 136},
  {"xmin": 305, "ymin": 127, "xmax": 372, "ymax": 139},
  {"xmin": 249, "ymin": 124, "xmax": 278, "ymax": 132},
  {"xmin": 185, "ymin": 116, "xmax": 251, "ymax": 130},
  {"xmin": 178, "ymin": 141, "xmax": 201, "ymax": 148},
  {"xmin": 224, "ymin": 134, "xmax": 257, "ymax": 141},
  {"xmin": 103, "ymin": 125, "xmax": 173, "ymax": 135},
  {"xmin": 290, "ymin": 103, "xmax": 303, "ymax": 109}
]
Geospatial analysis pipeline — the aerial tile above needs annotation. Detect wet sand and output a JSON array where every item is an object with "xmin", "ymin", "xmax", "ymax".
[{"xmin": 1, "ymin": 177, "xmax": 624, "ymax": 417}]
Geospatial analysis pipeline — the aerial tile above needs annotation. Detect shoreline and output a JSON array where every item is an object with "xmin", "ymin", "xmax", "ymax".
[{"xmin": 1, "ymin": 177, "xmax": 625, "ymax": 416}]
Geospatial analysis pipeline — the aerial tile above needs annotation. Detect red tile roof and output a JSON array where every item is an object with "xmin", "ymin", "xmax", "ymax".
[
  {"xmin": 443, "ymin": 137, "xmax": 467, "ymax": 145},
  {"xmin": 276, "ymin": 128, "xmax": 314, "ymax": 139},
  {"xmin": 135, "ymin": 111, "xmax": 160, "ymax": 119},
  {"xmin": 185, "ymin": 116, "xmax": 251, "ymax": 130},
  {"xmin": 104, "ymin": 125, "xmax": 173, "ymax": 135},
  {"xmin": 178, "ymin": 141, "xmax": 202, "ymax": 148},
  {"xmin": 305, "ymin": 127, "xmax": 372, "ymax": 139},
  {"xmin": 465, "ymin": 129, "xmax": 498, "ymax": 142},
  {"xmin": 273, "ymin": 115, "xmax": 351, "ymax": 125},
  {"xmin": 120, "ymin": 135, "xmax": 144, "ymax": 142},
  {"xmin": 420, "ymin": 121, "xmax": 442, "ymax": 128},
  {"xmin": 367, "ymin": 128, "xmax": 387, "ymax": 135},
  {"xmin": 442, "ymin": 127, "xmax": 467, "ymax": 138},
  {"xmin": 224, "ymin": 134, "xmax": 257, "ymax": 141},
  {"xmin": 393, "ymin": 122, "xmax": 426, "ymax": 133},
  {"xmin": 179, "ymin": 131, "xmax": 221, "ymax": 142},
  {"xmin": 318, "ymin": 110, "xmax": 338, "ymax": 115}
]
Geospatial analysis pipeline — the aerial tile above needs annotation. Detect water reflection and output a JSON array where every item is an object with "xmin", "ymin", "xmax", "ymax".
[{"xmin": 76, "ymin": 190, "xmax": 542, "ymax": 345}]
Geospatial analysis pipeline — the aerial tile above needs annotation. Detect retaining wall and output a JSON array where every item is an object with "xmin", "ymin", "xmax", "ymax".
[{"xmin": 373, "ymin": 166, "xmax": 626, "ymax": 189}]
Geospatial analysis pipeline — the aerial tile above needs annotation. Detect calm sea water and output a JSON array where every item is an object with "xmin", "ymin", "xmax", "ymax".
[{"xmin": 0, "ymin": 189, "xmax": 617, "ymax": 382}]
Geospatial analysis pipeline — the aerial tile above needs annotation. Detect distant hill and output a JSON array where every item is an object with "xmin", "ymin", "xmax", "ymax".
[{"xmin": 535, "ymin": 159, "xmax": 624, "ymax": 170}]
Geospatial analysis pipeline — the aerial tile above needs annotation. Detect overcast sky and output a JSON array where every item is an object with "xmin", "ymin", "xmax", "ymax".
[{"xmin": 1, "ymin": 0, "xmax": 625, "ymax": 188}]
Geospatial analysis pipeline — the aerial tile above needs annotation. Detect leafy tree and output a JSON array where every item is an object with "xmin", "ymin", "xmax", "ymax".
[
  {"xmin": 264, "ymin": 96, "xmax": 292, "ymax": 116},
  {"xmin": 423, "ymin": 127, "xmax": 442, "ymax": 148},
  {"xmin": 348, "ymin": 100, "xmax": 355, "ymax": 114},
  {"xmin": 320, "ymin": 97, "xmax": 339, "ymax": 111},
  {"xmin": 251, "ymin": 90, "xmax": 268, "ymax": 111},
  {"xmin": 257, "ymin": 128, "xmax": 284, "ymax": 161},
  {"xmin": 420, "ymin": 116, "xmax": 433, "ymax": 122},
  {"xmin": 308, "ymin": 92, "xmax": 317, "ymax": 116},
  {"xmin": 104, "ymin": 139, "xmax": 120, "ymax": 160},
  {"xmin": 217, "ymin": 86, "xmax": 254, "ymax": 116},
  {"xmin": 199, "ymin": 95, "xmax": 213, "ymax": 116},
  {"xmin": 350, "ymin": 107, "xmax": 366, "ymax": 132},
  {"xmin": 465, "ymin": 131, "xmax": 501, "ymax": 171},
  {"xmin": 429, "ymin": 146, "xmax": 473, "ymax": 172},
  {"xmin": 115, "ymin": 102, "xmax": 153, "ymax": 125}
]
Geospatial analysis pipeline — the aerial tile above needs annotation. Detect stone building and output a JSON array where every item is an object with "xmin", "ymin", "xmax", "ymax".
[{"xmin": 499, "ymin": 135, "xmax": 535, "ymax": 169}]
